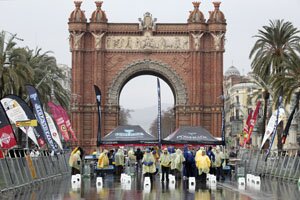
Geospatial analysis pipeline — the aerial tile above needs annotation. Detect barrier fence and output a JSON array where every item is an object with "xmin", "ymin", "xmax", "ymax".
[
  {"xmin": 0, "ymin": 148, "xmax": 71, "ymax": 192},
  {"xmin": 237, "ymin": 148, "xmax": 300, "ymax": 182}
]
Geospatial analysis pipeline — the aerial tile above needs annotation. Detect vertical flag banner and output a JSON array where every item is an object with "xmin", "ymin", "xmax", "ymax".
[
  {"xmin": 265, "ymin": 96, "xmax": 284, "ymax": 160},
  {"xmin": 260, "ymin": 107, "xmax": 285, "ymax": 149},
  {"xmin": 244, "ymin": 101, "xmax": 261, "ymax": 145},
  {"xmin": 240, "ymin": 110, "xmax": 253, "ymax": 146},
  {"xmin": 45, "ymin": 112, "xmax": 63, "ymax": 150},
  {"xmin": 157, "ymin": 78, "xmax": 162, "ymax": 148},
  {"xmin": 221, "ymin": 93, "xmax": 225, "ymax": 146},
  {"xmin": 1, "ymin": 97, "xmax": 39, "ymax": 147},
  {"xmin": 56, "ymin": 105, "xmax": 77, "ymax": 142},
  {"xmin": 0, "ymin": 102, "xmax": 17, "ymax": 149},
  {"xmin": 48, "ymin": 102, "xmax": 70, "ymax": 142},
  {"xmin": 2, "ymin": 95, "xmax": 46, "ymax": 148},
  {"xmin": 94, "ymin": 85, "xmax": 102, "ymax": 147},
  {"xmin": 282, "ymin": 93, "xmax": 300, "ymax": 144},
  {"xmin": 26, "ymin": 85, "xmax": 58, "ymax": 152}
]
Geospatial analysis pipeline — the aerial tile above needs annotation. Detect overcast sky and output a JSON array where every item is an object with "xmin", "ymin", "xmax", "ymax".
[{"xmin": 1, "ymin": 0, "xmax": 300, "ymax": 110}]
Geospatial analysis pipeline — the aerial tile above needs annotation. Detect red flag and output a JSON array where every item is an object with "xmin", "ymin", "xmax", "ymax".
[
  {"xmin": 48, "ymin": 102, "xmax": 70, "ymax": 142},
  {"xmin": 244, "ymin": 101, "xmax": 261, "ymax": 145},
  {"xmin": 56, "ymin": 105, "xmax": 78, "ymax": 142},
  {"xmin": 0, "ymin": 102, "xmax": 17, "ymax": 150},
  {"xmin": 0, "ymin": 125, "xmax": 17, "ymax": 149},
  {"xmin": 240, "ymin": 110, "xmax": 253, "ymax": 146}
]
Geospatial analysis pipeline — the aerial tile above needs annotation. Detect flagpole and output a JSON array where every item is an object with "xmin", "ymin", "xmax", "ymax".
[{"xmin": 157, "ymin": 78, "xmax": 162, "ymax": 149}]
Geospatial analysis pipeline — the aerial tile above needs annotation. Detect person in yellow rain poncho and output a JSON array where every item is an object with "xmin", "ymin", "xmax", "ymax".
[
  {"xmin": 214, "ymin": 146, "xmax": 225, "ymax": 181},
  {"xmin": 168, "ymin": 147, "xmax": 176, "ymax": 175},
  {"xmin": 159, "ymin": 148, "xmax": 171, "ymax": 182},
  {"xmin": 97, "ymin": 149, "xmax": 109, "ymax": 176},
  {"xmin": 69, "ymin": 147, "xmax": 84, "ymax": 175},
  {"xmin": 142, "ymin": 148, "xmax": 156, "ymax": 181},
  {"xmin": 114, "ymin": 148, "xmax": 125, "ymax": 176},
  {"xmin": 127, "ymin": 149, "xmax": 136, "ymax": 175},
  {"xmin": 174, "ymin": 149, "xmax": 185, "ymax": 179},
  {"xmin": 195, "ymin": 148, "xmax": 211, "ymax": 184}
]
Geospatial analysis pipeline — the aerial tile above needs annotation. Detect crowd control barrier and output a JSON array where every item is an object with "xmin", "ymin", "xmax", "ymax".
[
  {"xmin": 0, "ymin": 148, "xmax": 71, "ymax": 192},
  {"xmin": 237, "ymin": 148, "xmax": 300, "ymax": 182}
]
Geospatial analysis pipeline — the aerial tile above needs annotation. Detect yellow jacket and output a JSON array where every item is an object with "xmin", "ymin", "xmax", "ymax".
[
  {"xmin": 97, "ymin": 151, "xmax": 109, "ymax": 169},
  {"xmin": 69, "ymin": 150, "xmax": 81, "ymax": 171},
  {"xmin": 142, "ymin": 152, "xmax": 156, "ymax": 174},
  {"xmin": 195, "ymin": 150, "xmax": 211, "ymax": 174},
  {"xmin": 159, "ymin": 152, "xmax": 171, "ymax": 167}
]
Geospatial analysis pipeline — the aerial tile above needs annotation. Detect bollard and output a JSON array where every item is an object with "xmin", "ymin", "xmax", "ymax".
[
  {"xmin": 246, "ymin": 174, "xmax": 251, "ymax": 185},
  {"xmin": 71, "ymin": 174, "xmax": 81, "ymax": 188},
  {"xmin": 125, "ymin": 174, "xmax": 132, "ymax": 185},
  {"xmin": 160, "ymin": 173, "xmax": 162, "ymax": 181},
  {"xmin": 250, "ymin": 175, "xmax": 256, "ymax": 188},
  {"xmin": 144, "ymin": 177, "xmax": 151, "ymax": 190},
  {"xmin": 96, "ymin": 177, "xmax": 103, "ymax": 189},
  {"xmin": 254, "ymin": 176, "xmax": 261, "ymax": 190},
  {"xmin": 120, "ymin": 173, "xmax": 125, "ymax": 184},
  {"xmin": 169, "ymin": 175, "xmax": 176, "ymax": 187},
  {"xmin": 206, "ymin": 174, "xmax": 211, "ymax": 183},
  {"xmin": 238, "ymin": 177, "xmax": 246, "ymax": 190},
  {"xmin": 210, "ymin": 175, "xmax": 217, "ymax": 187},
  {"xmin": 188, "ymin": 177, "xmax": 196, "ymax": 190}
]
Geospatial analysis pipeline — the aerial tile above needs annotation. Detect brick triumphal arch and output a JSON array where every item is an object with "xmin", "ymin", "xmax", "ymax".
[{"xmin": 68, "ymin": 1, "xmax": 226, "ymax": 149}]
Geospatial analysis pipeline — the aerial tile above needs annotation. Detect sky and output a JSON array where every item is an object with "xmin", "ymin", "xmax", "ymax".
[{"xmin": 1, "ymin": 0, "xmax": 300, "ymax": 110}]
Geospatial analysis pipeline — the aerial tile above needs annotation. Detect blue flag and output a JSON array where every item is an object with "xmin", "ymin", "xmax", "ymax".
[{"xmin": 26, "ymin": 85, "xmax": 58, "ymax": 152}]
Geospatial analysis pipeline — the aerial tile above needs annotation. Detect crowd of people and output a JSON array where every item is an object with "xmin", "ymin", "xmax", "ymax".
[{"xmin": 78, "ymin": 145, "xmax": 234, "ymax": 184}]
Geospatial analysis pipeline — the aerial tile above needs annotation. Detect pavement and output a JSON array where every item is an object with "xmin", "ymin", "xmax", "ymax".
[{"xmin": 1, "ymin": 172, "xmax": 299, "ymax": 200}]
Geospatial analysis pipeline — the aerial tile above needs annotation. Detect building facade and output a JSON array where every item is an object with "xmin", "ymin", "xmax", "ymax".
[{"xmin": 68, "ymin": 1, "xmax": 226, "ymax": 150}]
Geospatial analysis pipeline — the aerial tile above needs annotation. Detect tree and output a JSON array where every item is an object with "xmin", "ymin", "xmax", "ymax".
[
  {"xmin": 0, "ymin": 31, "xmax": 30, "ymax": 98},
  {"xmin": 249, "ymin": 20, "xmax": 300, "ymax": 149},
  {"xmin": 149, "ymin": 107, "xmax": 175, "ymax": 139},
  {"xmin": 119, "ymin": 107, "xmax": 132, "ymax": 125}
]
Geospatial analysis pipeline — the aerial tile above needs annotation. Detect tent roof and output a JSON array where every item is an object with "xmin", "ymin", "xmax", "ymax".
[
  {"xmin": 100, "ymin": 125, "xmax": 158, "ymax": 145},
  {"xmin": 162, "ymin": 126, "xmax": 223, "ymax": 145}
]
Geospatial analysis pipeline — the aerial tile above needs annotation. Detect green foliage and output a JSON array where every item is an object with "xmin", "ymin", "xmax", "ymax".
[{"xmin": 0, "ymin": 31, "xmax": 70, "ymax": 108}]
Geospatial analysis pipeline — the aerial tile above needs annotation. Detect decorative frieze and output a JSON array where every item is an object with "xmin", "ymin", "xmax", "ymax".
[{"xmin": 105, "ymin": 32, "xmax": 189, "ymax": 51}]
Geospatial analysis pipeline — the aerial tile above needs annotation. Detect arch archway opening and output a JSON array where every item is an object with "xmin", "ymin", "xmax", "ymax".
[{"xmin": 119, "ymin": 75, "xmax": 175, "ymax": 138}]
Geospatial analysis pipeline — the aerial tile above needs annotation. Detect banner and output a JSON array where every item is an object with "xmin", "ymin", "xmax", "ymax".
[
  {"xmin": 3, "ymin": 95, "xmax": 46, "ymax": 148},
  {"xmin": 48, "ymin": 102, "xmax": 70, "ymax": 142},
  {"xmin": 157, "ymin": 78, "xmax": 161, "ymax": 148},
  {"xmin": 281, "ymin": 93, "xmax": 300, "ymax": 144},
  {"xmin": 45, "ymin": 112, "xmax": 63, "ymax": 150},
  {"xmin": 244, "ymin": 101, "xmax": 261, "ymax": 145},
  {"xmin": 265, "ymin": 96, "xmax": 284, "ymax": 160},
  {"xmin": 1, "ymin": 97, "xmax": 39, "ymax": 147},
  {"xmin": 221, "ymin": 93, "xmax": 225, "ymax": 146},
  {"xmin": 94, "ymin": 85, "xmax": 102, "ymax": 147},
  {"xmin": 240, "ymin": 110, "xmax": 253, "ymax": 146},
  {"xmin": 0, "ymin": 102, "xmax": 17, "ymax": 149},
  {"xmin": 260, "ymin": 107, "xmax": 285, "ymax": 149},
  {"xmin": 56, "ymin": 105, "xmax": 77, "ymax": 142},
  {"xmin": 26, "ymin": 85, "xmax": 58, "ymax": 152}
]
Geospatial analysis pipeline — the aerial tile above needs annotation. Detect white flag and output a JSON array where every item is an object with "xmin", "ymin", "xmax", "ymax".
[
  {"xmin": 260, "ymin": 108, "xmax": 285, "ymax": 149},
  {"xmin": 45, "ymin": 112, "xmax": 63, "ymax": 150}
]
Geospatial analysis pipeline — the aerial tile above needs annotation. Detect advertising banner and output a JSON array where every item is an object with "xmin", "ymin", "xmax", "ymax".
[{"xmin": 26, "ymin": 85, "xmax": 58, "ymax": 152}]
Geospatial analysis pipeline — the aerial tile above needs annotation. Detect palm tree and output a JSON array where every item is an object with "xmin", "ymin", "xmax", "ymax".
[
  {"xmin": 249, "ymin": 19, "xmax": 300, "ymax": 149},
  {"xmin": 26, "ymin": 48, "xmax": 70, "ymax": 108},
  {"xmin": 271, "ymin": 43, "xmax": 300, "ymax": 103}
]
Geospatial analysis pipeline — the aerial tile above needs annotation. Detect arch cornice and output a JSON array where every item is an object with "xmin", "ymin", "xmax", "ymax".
[{"xmin": 106, "ymin": 59, "xmax": 188, "ymax": 106}]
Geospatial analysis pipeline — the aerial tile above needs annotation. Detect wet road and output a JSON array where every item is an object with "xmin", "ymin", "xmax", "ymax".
[{"xmin": 1, "ymin": 173, "xmax": 299, "ymax": 200}]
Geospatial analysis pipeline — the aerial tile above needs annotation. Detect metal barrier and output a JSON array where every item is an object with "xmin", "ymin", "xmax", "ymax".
[
  {"xmin": 0, "ymin": 149, "xmax": 71, "ymax": 192},
  {"xmin": 237, "ymin": 148, "xmax": 300, "ymax": 182}
]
